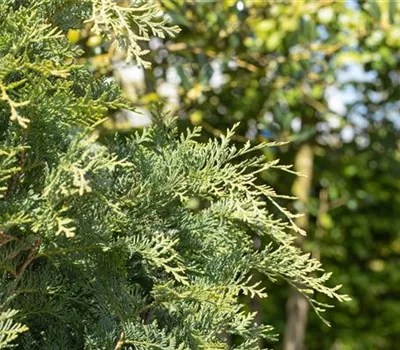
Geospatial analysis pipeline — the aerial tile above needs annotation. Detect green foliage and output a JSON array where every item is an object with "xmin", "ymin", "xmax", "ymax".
[
  {"xmin": 86, "ymin": 0, "xmax": 180, "ymax": 67},
  {"xmin": 0, "ymin": 1, "xmax": 348, "ymax": 349},
  {"xmin": 305, "ymin": 125, "xmax": 400, "ymax": 349},
  {"xmin": 0, "ymin": 115, "xmax": 348, "ymax": 348},
  {"xmin": 93, "ymin": 1, "xmax": 399, "ymax": 348}
]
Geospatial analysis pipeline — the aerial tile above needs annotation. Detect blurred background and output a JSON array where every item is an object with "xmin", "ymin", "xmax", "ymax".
[{"xmin": 70, "ymin": 0, "xmax": 400, "ymax": 349}]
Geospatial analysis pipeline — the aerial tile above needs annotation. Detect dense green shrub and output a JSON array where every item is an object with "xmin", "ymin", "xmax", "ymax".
[{"xmin": 0, "ymin": 1, "xmax": 347, "ymax": 348}]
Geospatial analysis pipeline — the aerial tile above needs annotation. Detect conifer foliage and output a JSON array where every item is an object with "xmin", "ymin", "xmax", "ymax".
[{"xmin": 0, "ymin": 1, "xmax": 348, "ymax": 348}]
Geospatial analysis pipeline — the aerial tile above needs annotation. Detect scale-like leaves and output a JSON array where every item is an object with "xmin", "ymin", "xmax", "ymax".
[{"xmin": 0, "ymin": 1, "xmax": 348, "ymax": 348}]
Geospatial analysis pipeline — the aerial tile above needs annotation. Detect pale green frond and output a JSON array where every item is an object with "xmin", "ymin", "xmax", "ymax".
[
  {"xmin": 0, "ymin": 309, "xmax": 28, "ymax": 349},
  {"xmin": 86, "ymin": 0, "xmax": 180, "ymax": 67}
]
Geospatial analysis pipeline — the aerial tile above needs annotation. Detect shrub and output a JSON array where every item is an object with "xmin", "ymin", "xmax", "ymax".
[{"xmin": 0, "ymin": 1, "xmax": 347, "ymax": 348}]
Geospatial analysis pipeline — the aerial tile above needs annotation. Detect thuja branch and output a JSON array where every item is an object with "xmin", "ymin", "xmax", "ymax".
[{"xmin": 0, "ymin": 83, "xmax": 30, "ymax": 128}]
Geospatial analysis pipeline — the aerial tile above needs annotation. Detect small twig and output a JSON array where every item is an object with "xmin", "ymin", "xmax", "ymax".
[
  {"xmin": 201, "ymin": 121, "xmax": 249, "ymax": 143},
  {"xmin": 114, "ymin": 332, "xmax": 125, "ymax": 350},
  {"xmin": 16, "ymin": 239, "xmax": 41, "ymax": 278},
  {"xmin": 0, "ymin": 229, "xmax": 20, "ymax": 279},
  {"xmin": 303, "ymin": 95, "xmax": 326, "ymax": 114},
  {"xmin": 167, "ymin": 42, "xmax": 258, "ymax": 72},
  {"xmin": 4, "ymin": 130, "xmax": 28, "ymax": 199},
  {"xmin": 329, "ymin": 197, "xmax": 348, "ymax": 211},
  {"xmin": 0, "ymin": 229, "xmax": 18, "ymax": 247}
]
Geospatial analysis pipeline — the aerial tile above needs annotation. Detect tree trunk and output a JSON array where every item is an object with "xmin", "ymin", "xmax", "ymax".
[
  {"xmin": 283, "ymin": 144, "xmax": 314, "ymax": 350},
  {"xmin": 283, "ymin": 289, "xmax": 310, "ymax": 350}
]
